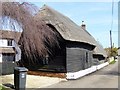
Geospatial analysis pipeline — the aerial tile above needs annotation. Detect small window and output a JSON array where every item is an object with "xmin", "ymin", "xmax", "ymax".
[
  {"xmin": 7, "ymin": 39, "xmax": 12, "ymax": 46},
  {"xmin": 2, "ymin": 53, "xmax": 15, "ymax": 62},
  {"xmin": 86, "ymin": 52, "xmax": 88, "ymax": 63},
  {"xmin": 42, "ymin": 55, "xmax": 49, "ymax": 65}
]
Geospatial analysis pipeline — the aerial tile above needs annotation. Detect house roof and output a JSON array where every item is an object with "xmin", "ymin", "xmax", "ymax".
[
  {"xmin": 93, "ymin": 42, "xmax": 107, "ymax": 57},
  {"xmin": 35, "ymin": 5, "xmax": 96, "ymax": 47},
  {"xmin": 83, "ymin": 29, "xmax": 107, "ymax": 58},
  {"xmin": 0, "ymin": 30, "xmax": 21, "ymax": 42},
  {"xmin": 0, "ymin": 47, "xmax": 15, "ymax": 54}
]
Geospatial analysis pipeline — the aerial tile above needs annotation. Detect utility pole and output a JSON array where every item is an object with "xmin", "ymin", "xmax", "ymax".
[{"xmin": 110, "ymin": 30, "xmax": 112, "ymax": 56}]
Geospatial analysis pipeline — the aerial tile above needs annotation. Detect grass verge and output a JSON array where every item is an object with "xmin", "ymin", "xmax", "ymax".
[
  {"xmin": 109, "ymin": 60, "xmax": 116, "ymax": 64},
  {"xmin": 0, "ymin": 85, "xmax": 11, "ymax": 90}
]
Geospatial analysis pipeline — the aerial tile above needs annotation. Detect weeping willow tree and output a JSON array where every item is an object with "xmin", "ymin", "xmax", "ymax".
[{"xmin": 1, "ymin": 2, "xmax": 61, "ymax": 68}]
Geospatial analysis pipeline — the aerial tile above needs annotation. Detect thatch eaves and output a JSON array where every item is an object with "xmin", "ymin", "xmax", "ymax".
[
  {"xmin": 0, "ymin": 47, "xmax": 15, "ymax": 54},
  {"xmin": 93, "ymin": 42, "xmax": 107, "ymax": 57}
]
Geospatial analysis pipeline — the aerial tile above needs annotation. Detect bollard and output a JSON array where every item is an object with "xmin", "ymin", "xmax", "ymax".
[{"xmin": 14, "ymin": 67, "xmax": 28, "ymax": 90}]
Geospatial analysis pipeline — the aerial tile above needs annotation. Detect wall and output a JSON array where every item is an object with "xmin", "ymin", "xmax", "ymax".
[
  {"xmin": 0, "ymin": 39, "xmax": 21, "ymax": 62},
  {"xmin": 66, "ymin": 62, "xmax": 109, "ymax": 79},
  {"xmin": 0, "ymin": 39, "xmax": 13, "ymax": 47},
  {"xmin": 0, "ymin": 54, "xmax": 2, "ymax": 62},
  {"xmin": 66, "ymin": 47, "xmax": 93, "ymax": 72},
  {"xmin": 66, "ymin": 41, "xmax": 94, "ymax": 73},
  {"xmin": 86, "ymin": 51, "xmax": 93, "ymax": 68},
  {"xmin": 118, "ymin": 49, "xmax": 120, "ymax": 56},
  {"xmin": 2, "ymin": 53, "xmax": 15, "ymax": 62},
  {"xmin": 93, "ymin": 58, "xmax": 100, "ymax": 65},
  {"xmin": 1, "ymin": 62, "xmax": 17, "ymax": 75},
  {"xmin": 66, "ymin": 47, "xmax": 85, "ymax": 72},
  {"xmin": 48, "ymin": 56, "xmax": 66, "ymax": 72},
  {"xmin": 0, "ymin": 39, "xmax": 8, "ymax": 47},
  {"xmin": 0, "ymin": 39, "xmax": 20, "ymax": 75},
  {"xmin": 12, "ymin": 40, "xmax": 21, "ymax": 61}
]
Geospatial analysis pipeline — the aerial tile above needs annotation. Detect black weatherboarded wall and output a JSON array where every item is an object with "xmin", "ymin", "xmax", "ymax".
[{"xmin": 66, "ymin": 41, "xmax": 94, "ymax": 72}]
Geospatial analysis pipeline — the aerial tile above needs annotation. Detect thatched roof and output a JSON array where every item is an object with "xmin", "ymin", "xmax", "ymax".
[
  {"xmin": 0, "ymin": 47, "xmax": 15, "ymax": 54},
  {"xmin": 35, "ymin": 5, "xmax": 96, "ymax": 47},
  {"xmin": 93, "ymin": 42, "xmax": 107, "ymax": 57},
  {"xmin": 35, "ymin": 5, "xmax": 107, "ymax": 58},
  {"xmin": 0, "ymin": 30, "xmax": 21, "ymax": 43}
]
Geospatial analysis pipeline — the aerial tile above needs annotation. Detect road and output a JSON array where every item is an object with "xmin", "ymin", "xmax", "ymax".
[{"xmin": 46, "ymin": 61, "xmax": 119, "ymax": 88}]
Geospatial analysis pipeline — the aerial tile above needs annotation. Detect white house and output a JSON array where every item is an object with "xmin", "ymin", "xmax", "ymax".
[
  {"xmin": 118, "ymin": 47, "xmax": 120, "ymax": 56},
  {"xmin": 0, "ymin": 30, "xmax": 21, "ymax": 63}
]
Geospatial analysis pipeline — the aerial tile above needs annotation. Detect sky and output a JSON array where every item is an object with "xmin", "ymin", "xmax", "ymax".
[
  {"xmin": 1, "ymin": 0, "xmax": 118, "ymax": 48},
  {"xmin": 30, "ymin": 1, "xmax": 118, "ymax": 48}
]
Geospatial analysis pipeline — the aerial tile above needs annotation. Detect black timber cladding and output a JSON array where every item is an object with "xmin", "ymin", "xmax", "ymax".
[{"xmin": 66, "ymin": 41, "xmax": 93, "ymax": 72}]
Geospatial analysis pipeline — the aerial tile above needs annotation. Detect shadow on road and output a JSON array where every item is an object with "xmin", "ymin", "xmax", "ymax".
[
  {"xmin": 94, "ymin": 69, "xmax": 119, "ymax": 76},
  {"xmin": 2, "ymin": 83, "xmax": 15, "ymax": 89},
  {"xmin": 104, "ymin": 71, "xmax": 119, "ymax": 76}
]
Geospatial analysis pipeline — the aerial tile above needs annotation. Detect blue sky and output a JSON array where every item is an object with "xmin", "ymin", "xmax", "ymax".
[
  {"xmin": 31, "ymin": 2, "xmax": 118, "ymax": 48},
  {"xmin": 2, "ymin": 1, "xmax": 118, "ymax": 48}
]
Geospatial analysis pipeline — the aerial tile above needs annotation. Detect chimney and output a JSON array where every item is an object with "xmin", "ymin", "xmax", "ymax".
[{"xmin": 81, "ymin": 21, "xmax": 86, "ymax": 30}]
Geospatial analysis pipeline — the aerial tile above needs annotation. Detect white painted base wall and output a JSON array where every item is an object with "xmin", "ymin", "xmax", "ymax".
[
  {"xmin": 66, "ymin": 62, "xmax": 109, "ymax": 79},
  {"xmin": 0, "ymin": 54, "xmax": 2, "ymax": 63},
  {"xmin": 97, "ymin": 62, "xmax": 109, "ymax": 70}
]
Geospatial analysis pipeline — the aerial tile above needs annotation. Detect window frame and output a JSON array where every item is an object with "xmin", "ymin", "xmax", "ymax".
[{"xmin": 7, "ymin": 39, "xmax": 13, "ymax": 46}]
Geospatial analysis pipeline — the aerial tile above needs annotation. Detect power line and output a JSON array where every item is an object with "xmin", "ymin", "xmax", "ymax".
[
  {"xmin": 110, "ymin": 0, "xmax": 114, "ymax": 52},
  {"xmin": 111, "ymin": 0, "xmax": 114, "ymax": 31},
  {"xmin": 110, "ymin": 30, "xmax": 112, "ymax": 49}
]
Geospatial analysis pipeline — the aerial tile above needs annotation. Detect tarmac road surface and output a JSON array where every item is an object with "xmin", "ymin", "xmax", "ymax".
[{"xmin": 46, "ymin": 61, "xmax": 119, "ymax": 88}]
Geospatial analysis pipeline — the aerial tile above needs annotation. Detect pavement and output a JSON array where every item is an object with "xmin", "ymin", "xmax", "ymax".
[{"xmin": 0, "ymin": 74, "xmax": 66, "ymax": 89}]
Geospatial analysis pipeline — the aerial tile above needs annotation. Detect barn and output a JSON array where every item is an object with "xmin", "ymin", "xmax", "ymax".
[{"xmin": 33, "ymin": 5, "xmax": 97, "ymax": 73}]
